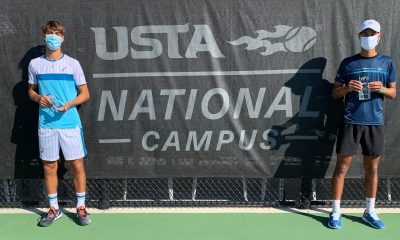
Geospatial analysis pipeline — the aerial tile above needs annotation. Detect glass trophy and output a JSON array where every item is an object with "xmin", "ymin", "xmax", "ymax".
[
  {"xmin": 358, "ymin": 72, "xmax": 371, "ymax": 100},
  {"xmin": 47, "ymin": 95, "xmax": 65, "ymax": 111}
]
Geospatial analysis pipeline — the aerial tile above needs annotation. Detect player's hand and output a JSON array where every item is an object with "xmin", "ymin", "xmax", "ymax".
[
  {"xmin": 58, "ymin": 102, "xmax": 71, "ymax": 112},
  {"xmin": 368, "ymin": 81, "xmax": 383, "ymax": 92},
  {"xmin": 346, "ymin": 80, "xmax": 363, "ymax": 92},
  {"xmin": 38, "ymin": 95, "xmax": 53, "ymax": 108}
]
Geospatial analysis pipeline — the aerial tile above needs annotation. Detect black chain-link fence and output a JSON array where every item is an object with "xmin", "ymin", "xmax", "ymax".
[{"xmin": 1, "ymin": 178, "xmax": 400, "ymax": 209}]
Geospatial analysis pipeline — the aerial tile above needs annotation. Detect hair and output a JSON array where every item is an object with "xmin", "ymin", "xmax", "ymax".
[{"xmin": 42, "ymin": 20, "xmax": 65, "ymax": 35}]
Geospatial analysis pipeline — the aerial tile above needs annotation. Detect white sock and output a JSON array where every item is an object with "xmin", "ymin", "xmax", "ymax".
[
  {"xmin": 366, "ymin": 197, "xmax": 376, "ymax": 213},
  {"xmin": 76, "ymin": 192, "xmax": 86, "ymax": 208},
  {"xmin": 332, "ymin": 200, "xmax": 341, "ymax": 213},
  {"xmin": 48, "ymin": 193, "xmax": 59, "ymax": 210}
]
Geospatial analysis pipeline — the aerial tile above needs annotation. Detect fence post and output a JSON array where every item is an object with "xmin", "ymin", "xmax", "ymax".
[
  {"xmin": 279, "ymin": 178, "xmax": 285, "ymax": 204},
  {"xmin": 123, "ymin": 179, "xmax": 128, "ymax": 201},
  {"xmin": 3, "ymin": 180, "xmax": 11, "ymax": 203},
  {"xmin": 261, "ymin": 178, "xmax": 267, "ymax": 202},
  {"xmin": 387, "ymin": 178, "xmax": 392, "ymax": 202},
  {"xmin": 312, "ymin": 179, "xmax": 317, "ymax": 201},
  {"xmin": 192, "ymin": 177, "xmax": 198, "ymax": 201},
  {"xmin": 297, "ymin": 178, "xmax": 311, "ymax": 209},
  {"xmin": 168, "ymin": 177, "xmax": 174, "ymax": 201},
  {"xmin": 242, "ymin": 178, "xmax": 248, "ymax": 202}
]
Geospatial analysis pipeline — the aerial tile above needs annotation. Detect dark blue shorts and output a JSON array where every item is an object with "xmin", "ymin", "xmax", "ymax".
[{"xmin": 336, "ymin": 123, "xmax": 384, "ymax": 156}]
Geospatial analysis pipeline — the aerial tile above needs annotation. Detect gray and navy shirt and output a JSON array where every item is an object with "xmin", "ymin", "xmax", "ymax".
[
  {"xmin": 28, "ymin": 54, "xmax": 86, "ymax": 129},
  {"xmin": 335, "ymin": 53, "xmax": 396, "ymax": 125}
]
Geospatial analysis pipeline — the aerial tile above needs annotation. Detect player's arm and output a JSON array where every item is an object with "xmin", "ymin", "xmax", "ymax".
[
  {"xmin": 332, "ymin": 80, "xmax": 363, "ymax": 99},
  {"xmin": 61, "ymin": 84, "xmax": 90, "ymax": 112},
  {"xmin": 383, "ymin": 82, "xmax": 396, "ymax": 99},
  {"xmin": 28, "ymin": 84, "xmax": 52, "ymax": 107},
  {"xmin": 368, "ymin": 81, "xmax": 396, "ymax": 100}
]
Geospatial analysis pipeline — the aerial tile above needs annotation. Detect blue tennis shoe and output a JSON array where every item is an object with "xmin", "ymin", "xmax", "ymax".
[
  {"xmin": 362, "ymin": 210, "xmax": 385, "ymax": 229},
  {"xmin": 328, "ymin": 211, "xmax": 342, "ymax": 229}
]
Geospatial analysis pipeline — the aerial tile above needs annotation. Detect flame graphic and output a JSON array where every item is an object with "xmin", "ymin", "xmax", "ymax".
[{"xmin": 228, "ymin": 25, "xmax": 317, "ymax": 56}]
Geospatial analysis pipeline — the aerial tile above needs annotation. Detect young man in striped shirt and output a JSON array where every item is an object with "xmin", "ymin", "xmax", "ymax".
[{"xmin": 28, "ymin": 20, "xmax": 91, "ymax": 227}]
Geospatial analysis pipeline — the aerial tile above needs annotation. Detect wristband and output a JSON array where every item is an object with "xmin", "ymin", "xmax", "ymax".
[{"xmin": 381, "ymin": 87, "xmax": 385, "ymax": 95}]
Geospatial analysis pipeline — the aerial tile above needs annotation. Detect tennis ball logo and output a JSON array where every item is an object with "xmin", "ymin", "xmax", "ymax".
[
  {"xmin": 228, "ymin": 25, "xmax": 317, "ymax": 55},
  {"xmin": 284, "ymin": 26, "xmax": 317, "ymax": 52}
]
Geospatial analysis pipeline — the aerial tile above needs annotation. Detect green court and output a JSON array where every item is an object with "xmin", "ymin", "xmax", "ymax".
[{"xmin": 1, "ymin": 210, "xmax": 399, "ymax": 240}]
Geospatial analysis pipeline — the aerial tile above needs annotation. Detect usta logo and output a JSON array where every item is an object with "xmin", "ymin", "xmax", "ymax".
[{"xmin": 91, "ymin": 24, "xmax": 317, "ymax": 60}]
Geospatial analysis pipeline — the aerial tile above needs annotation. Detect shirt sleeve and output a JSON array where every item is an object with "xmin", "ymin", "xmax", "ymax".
[
  {"xmin": 387, "ymin": 59, "xmax": 396, "ymax": 84},
  {"xmin": 28, "ymin": 62, "xmax": 37, "ymax": 85},
  {"xmin": 73, "ymin": 61, "xmax": 86, "ymax": 86},
  {"xmin": 335, "ymin": 60, "xmax": 346, "ymax": 84}
]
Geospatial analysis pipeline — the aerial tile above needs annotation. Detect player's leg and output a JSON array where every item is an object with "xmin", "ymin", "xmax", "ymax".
[
  {"xmin": 328, "ymin": 155, "xmax": 352, "ymax": 229},
  {"xmin": 69, "ymin": 158, "xmax": 86, "ymax": 206},
  {"xmin": 363, "ymin": 155, "xmax": 380, "ymax": 206},
  {"xmin": 328, "ymin": 123, "xmax": 359, "ymax": 229},
  {"xmin": 331, "ymin": 155, "xmax": 353, "ymax": 206},
  {"xmin": 43, "ymin": 160, "xmax": 59, "ymax": 207},
  {"xmin": 38, "ymin": 128, "xmax": 62, "ymax": 227},
  {"xmin": 59, "ymin": 126, "xmax": 91, "ymax": 225},
  {"xmin": 360, "ymin": 125, "xmax": 385, "ymax": 229}
]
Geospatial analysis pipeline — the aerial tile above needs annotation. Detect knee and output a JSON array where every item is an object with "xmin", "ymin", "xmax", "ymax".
[
  {"xmin": 365, "ymin": 165, "xmax": 378, "ymax": 176},
  {"xmin": 43, "ymin": 162, "xmax": 57, "ymax": 174},
  {"xmin": 69, "ymin": 160, "xmax": 85, "ymax": 174},
  {"xmin": 334, "ymin": 163, "xmax": 350, "ymax": 176}
]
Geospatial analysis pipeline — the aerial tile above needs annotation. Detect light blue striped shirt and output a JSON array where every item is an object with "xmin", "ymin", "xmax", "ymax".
[{"xmin": 28, "ymin": 55, "xmax": 86, "ymax": 129}]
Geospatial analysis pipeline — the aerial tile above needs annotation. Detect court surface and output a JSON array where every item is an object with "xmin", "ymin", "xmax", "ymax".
[{"xmin": 1, "ymin": 208, "xmax": 399, "ymax": 240}]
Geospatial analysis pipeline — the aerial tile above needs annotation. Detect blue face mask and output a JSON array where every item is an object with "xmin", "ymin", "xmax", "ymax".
[{"xmin": 45, "ymin": 34, "xmax": 62, "ymax": 51}]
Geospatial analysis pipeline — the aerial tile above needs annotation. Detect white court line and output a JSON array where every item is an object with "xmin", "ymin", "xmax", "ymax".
[
  {"xmin": 2, "ymin": 207, "xmax": 400, "ymax": 214},
  {"xmin": 99, "ymin": 139, "xmax": 131, "ymax": 143},
  {"xmin": 93, "ymin": 69, "xmax": 321, "ymax": 78}
]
